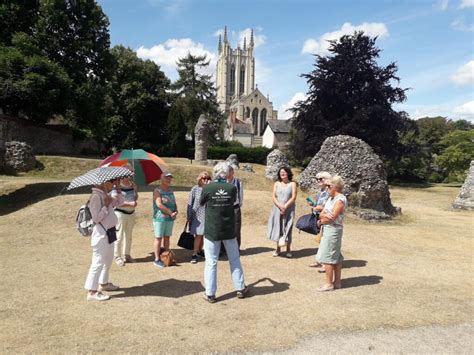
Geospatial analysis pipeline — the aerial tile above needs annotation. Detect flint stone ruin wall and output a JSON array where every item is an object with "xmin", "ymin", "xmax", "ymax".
[
  {"xmin": 0, "ymin": 115, "xmax": 101, "ymax": 155},
  {"xmin": 194, "ymin": 114, "xmax": 209, "ymax": 163},
  {"xmin": 299, "ymin": 135, "xmax": 397, "ymax": 220},
  {"xmin": 452, "ymin": 161, "xmax": 474, "ymax": 210},
  {"xmin": 265, "ymin": 149, "xmax": 290, "ymax": 181}
]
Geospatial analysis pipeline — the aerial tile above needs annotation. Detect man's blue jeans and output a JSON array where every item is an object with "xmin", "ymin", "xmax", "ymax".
[{"xmin": 203, "ymin": 237, "xmax": 245, "ymax": 296}]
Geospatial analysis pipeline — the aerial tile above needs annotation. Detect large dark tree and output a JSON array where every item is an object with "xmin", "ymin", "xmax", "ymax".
[
  {"xmin": 170, "ymin": 52, "xmax": 224, "ymax": 152},
  {"xmin": 0, "ymin": 1, "xmax": 39, "ymax": 46},
  {"xmin": 290, "ymin": 31, "xmax": 411, "ymax": 161},
  {"xmin": 0, "ymin": 32, "xmax": 72, "ymax": 123},
  {"xmin": 102, "ymin": 46, "xmax": 170, "ymax": 151},
  {"xmin": 0, "ymin": 0, "xmax": 112, "ymax": 130}
]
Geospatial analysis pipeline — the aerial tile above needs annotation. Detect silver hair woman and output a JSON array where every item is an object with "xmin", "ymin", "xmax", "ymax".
[
  {"xmin": 213, "ymin": 162, "xmax": 230, "ymax": 181},
  {"xmin": 316, "ymin": 175, "xmax": 347, "ymax": 291},
  {"xmin": 308, "ymin": 171, "xmax": 331, "ymax": 269}
]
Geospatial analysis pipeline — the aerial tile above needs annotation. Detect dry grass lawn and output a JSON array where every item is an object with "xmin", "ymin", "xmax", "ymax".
[{"xmin": 0, "ymin": 157, "xmax": 473, "ymax": 353}]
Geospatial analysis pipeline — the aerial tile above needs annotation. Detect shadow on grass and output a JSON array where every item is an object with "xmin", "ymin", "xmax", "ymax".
[
  {"xmin": 342, "ymin": 259, "xmax": 367, "ymax": 268},
  {"xmin": 239, "ymin": 246, "xmax": 273, "ymax": 256},
  {"xmin": 342, "ymin": 275, "xmax": 383, "ymax": 289},
  {"xmin": 0, "ymin": 182, "xmax": 191, "ymax": 216},
  {"xmin": 290, "ymin": 247, "xmax": 317, "ymax": 259},
  {"xmin": 114, "ymin": 278, "xmax": 204, "ymax": 298},
  {"xmin": 0, "ymin": 182, "xmax": 70, "ymax": 216},
  {"xmin": 217, "ymin": 277, "xmax": 290, "ymax": 302}
]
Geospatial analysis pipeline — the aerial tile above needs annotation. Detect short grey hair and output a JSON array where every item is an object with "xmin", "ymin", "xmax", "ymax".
[
  {"xmin": 316, "ymin": 171, "xmax": 331, "ymax": 180},
  {"xmin": 213, "ymin": 162, "xmax": 230, "ymax": 180},
  {"xmin": 328, "ymin": 175, "xmax": 344, "ymax": 191}
]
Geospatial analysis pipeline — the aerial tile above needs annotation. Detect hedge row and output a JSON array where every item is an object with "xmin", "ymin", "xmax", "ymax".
[{"xmin": 207, "ymin": 146, "xmax": 272, "ymax": 164}]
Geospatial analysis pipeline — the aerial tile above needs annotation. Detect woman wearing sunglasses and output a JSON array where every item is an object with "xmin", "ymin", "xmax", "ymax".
[
  {"xmin": 186, "ymin": 171, "xmax": 212, "ymax": 263},
  {"xmin": 316, "ymin": 175, "xmax": 347, "ymax": 291}
]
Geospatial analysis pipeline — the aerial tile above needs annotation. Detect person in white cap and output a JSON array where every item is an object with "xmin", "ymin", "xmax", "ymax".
[{"xmin": 152, "ymin": 171, "xmax": 178, "ymax": 268}]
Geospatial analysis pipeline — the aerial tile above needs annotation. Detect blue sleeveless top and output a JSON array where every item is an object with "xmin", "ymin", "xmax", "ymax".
[{"xmin": 153, "ymin": 187, "xmax": 177, "ymax": 222}]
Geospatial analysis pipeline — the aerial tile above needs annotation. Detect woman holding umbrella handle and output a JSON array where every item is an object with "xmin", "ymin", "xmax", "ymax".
[
  {"xmin": 114, "ymin": 164, "xmax": 139, "ymax": 266},
  {"xmin": 84, "ymin": 179, "xmax": 124, "ymax": 301}
]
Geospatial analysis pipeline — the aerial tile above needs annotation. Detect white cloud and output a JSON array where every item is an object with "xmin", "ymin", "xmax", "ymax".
[
  {"xmin": 137, "ymin": 38, "xmax": 217, "ymax": 80},
  {"xmin": 460, "ymin": 0, "xmax": 474, "ymax": 8},
  {"xmin": 453, "ymin": 101, "xmax": 474, "ymax": 118},
  {"xmin": 278, "ymin": 92, "xmax": 307, "ymax": 120},
  {"xmin": 302, "ymin": 22, "xmax": 389, "ymax": 55},
  {"xmin": 238, "ymin": 28, "xmax": 266, "ymax": 48},
  {"xmin": 402, "ymin": 101, "xmax": 474, "ymax": 121},
  {"xmin": 451, "ymin": 16, "xmax": 474, "ymax": 31},
  {"xmin": 438, "ymin": 0, "xmax": 449, "ymax": 10},
  {"xmin": 451, "ymin": 60, "xmax": 474, "ymax": 84},
  {"xmin": 214, "ymin": 27, "xmax": 266, "ymax": 48}
]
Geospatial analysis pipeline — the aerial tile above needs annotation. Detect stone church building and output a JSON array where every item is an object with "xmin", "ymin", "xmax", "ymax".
[{"xmin": 216, "ymin": 27, "xmax": 278, "ymax": 147}]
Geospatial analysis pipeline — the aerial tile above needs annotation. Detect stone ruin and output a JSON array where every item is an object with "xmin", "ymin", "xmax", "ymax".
[
  {"xmin": 452, "ymin": 161, "xmax": 474, "ymax": 210},
  {"xmin": 299, "ymin": 135, "xmax": 398, "ymax": 220},
  {"xmin": 225, "ymin": 154, "xmax": 239, "ymax": 169},
  {"xmin": 194, "ymin": 114, "xmax": 209, "ymax": 163},
  {"xmin": 265, "ymin": 149, "xmax": 290, "ymax": 181},
  {"xmin": 1, "ymin": 141, "xmax": 37, "ymax": 172},
  {"xmin": 241, "ymin": 163, "xmax": 255, "ymax": 173}
]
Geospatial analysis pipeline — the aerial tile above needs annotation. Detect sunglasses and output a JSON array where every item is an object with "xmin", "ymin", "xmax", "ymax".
[
  {"xmin": 202, "ymin": 177, "xmax": 211, "ymax": 181},
  {"xmin": 326, "ymin": 184, "xmax": 333, "ymax": 189},
  {"xmin": 316, "ymin": 178, "xmax": 323, "ymax": 181}
]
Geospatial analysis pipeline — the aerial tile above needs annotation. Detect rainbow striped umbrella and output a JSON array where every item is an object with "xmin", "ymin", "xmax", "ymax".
[{"xmin": 99, "ymin": 149, "xmax": 168, "ymax": 185}]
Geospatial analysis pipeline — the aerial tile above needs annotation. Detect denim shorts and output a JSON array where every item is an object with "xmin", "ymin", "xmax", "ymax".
[{"xmin": 153, "ymin": 219, "xmax": 174, "ymax": 238}]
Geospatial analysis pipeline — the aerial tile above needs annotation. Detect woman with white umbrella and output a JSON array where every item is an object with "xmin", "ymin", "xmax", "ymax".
[{"xmin": 68, "ymin": 167, "xmax": 132, "ymax": 301}]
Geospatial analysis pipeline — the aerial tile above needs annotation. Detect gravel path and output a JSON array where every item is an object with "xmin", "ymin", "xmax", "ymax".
[{"xmin": 280, "ymin": 322, "xmax": 473, "ymax": 354}]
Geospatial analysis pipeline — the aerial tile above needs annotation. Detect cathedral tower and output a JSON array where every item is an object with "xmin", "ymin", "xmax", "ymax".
[{"xmin": 216, "ymin": 26, "xmax": 255, "ymax": 113}]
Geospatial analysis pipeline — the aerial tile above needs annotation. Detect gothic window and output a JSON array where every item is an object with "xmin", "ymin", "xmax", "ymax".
[
  {"xmin": 239, "ymin": 65, "xmax": 245, "ymax": 94},
  {"xmin": 230, "ymin": 64, "xmax": 235, "ymax": 95},
  {"xmin": 260, "ymin": 108, "xmax": 267, "ymax": 136},
  {"xmin": 252, "ymin": 108, "xmax": 259, "ymax": 135},
  {"xmin": 245, "ymin": 107, "xmax": 250, "ymax": 118}
]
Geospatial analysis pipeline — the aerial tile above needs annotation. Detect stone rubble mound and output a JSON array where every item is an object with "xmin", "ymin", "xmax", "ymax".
[
  {"xmin": 299, "ymin": 135, "xmax": 397, "ymax": 219},
  {"xmin": 3, "ymin": 141, "xmax": 37, "ymax": 172},
  {"xmin": 452, "ymin": 161, "xmax": 474, "ymax": 210},
  {"xmin": 226, "ymin": 154, "xmax": 239, "ymax": 169},
  {"xmin": 265, "ymin": 149, "xmax": 290, "ymax": 181}
]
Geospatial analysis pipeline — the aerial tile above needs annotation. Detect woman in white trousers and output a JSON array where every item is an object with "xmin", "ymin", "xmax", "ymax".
[{"xmin": 84, "ymin": 179, "xmax": 124, "ymax": 301}]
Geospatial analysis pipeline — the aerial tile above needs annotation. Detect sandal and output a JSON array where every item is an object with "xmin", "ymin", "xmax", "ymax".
[
  {"xmin": 272, "ymin": 251, "xmax": 280, "ymax": 257},
  {"xmin": 309, "ymin": 262, "xmax": 322, "ymax": 268}
]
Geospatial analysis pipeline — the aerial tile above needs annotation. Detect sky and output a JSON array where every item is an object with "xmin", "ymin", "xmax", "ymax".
[{"xmin": 97, "ymin": 0, "xmax": 474, "ymax": 121}]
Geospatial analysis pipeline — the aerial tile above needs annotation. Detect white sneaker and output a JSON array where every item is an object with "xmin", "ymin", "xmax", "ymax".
[
  {"xmin": 87, "ymin": 292, "xmax": 110, "ymax": 301},
  {"xmin": 99, "ymin": 283, "xmax": 120, "ymax": 292},
  {"xmin": 115, "ymin": 258, "xmax": 125, "ymax": 267}
]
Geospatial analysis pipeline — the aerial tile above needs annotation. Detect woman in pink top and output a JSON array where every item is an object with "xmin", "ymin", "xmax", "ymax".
[{"xmin": 84, "ymin": 179, "xmax": 124, "ymax": 301}]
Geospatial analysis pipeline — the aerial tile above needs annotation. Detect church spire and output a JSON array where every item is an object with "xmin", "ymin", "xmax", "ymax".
[
  {"xmin": 218, "ymin": 34, "xmax": 222, "ymax": 53},
  {"xmin": 223, "ymin": 25, "xmax": 228, "ymax": 43},
  {"xmin": 250, "ymin": 28, "xmax": 254, "ymax": 47}
]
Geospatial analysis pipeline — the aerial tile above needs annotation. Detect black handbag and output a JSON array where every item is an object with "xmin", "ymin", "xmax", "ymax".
[
  {"xmin": 178, "ymin": 222, "xmax": 194, "ymax": 250},
  {"xmin": 296, "ymin": 212, "xmax": 319, "ymax": 235}
]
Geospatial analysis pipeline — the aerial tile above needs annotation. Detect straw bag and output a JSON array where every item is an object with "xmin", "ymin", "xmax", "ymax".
[{"xmin": 160, "ymin": 250, "xmax": 176, "ymax": 266}]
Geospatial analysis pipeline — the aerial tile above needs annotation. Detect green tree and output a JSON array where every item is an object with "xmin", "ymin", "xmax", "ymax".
[
  {"xmin": 435, "ymin": 130, "xmax": 474, "ymax": 182},
  {"xmin": 0, "ymin": 1, "xmax": 39, "ymax": 45},
  {"xmin": 290, "ymin": 31, "xmax": 410, "ymax": 161},
  {"xmin": 166, "ymin": 97, "xmax": 189, "ymax": 157},
  {"xmin": 0, "ymin": 0, "xmax": 112, "ymax": 130},
  {"xmin": 170, "ymin": 52, "xmax": 224, "ymax": 153},
  {"xmin": 451, "ymin": 119, "xmax": 474, "ymax": 131},
  {"xmin": 0, "ymin": 33, "xmax": 72, "ymax": 123},
  {"xmin": 102, "ymin": 46, "xmax": 170, "ymax": 151}
]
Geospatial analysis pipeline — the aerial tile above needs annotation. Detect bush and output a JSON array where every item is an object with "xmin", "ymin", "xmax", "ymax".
[{"xmin": 208, "ymin": 146, "xmax": 272, "ymax": 164}]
